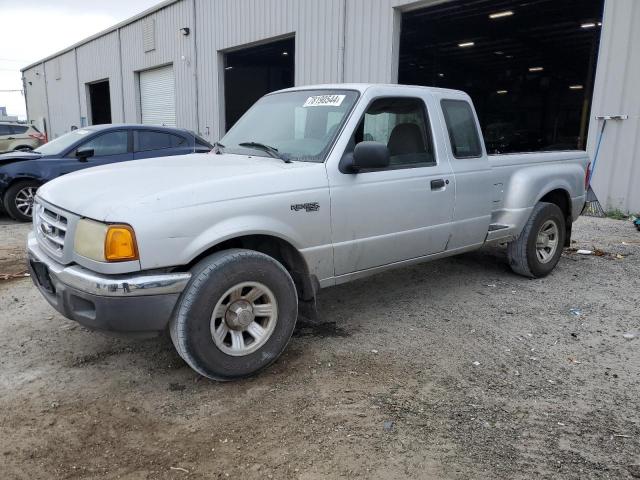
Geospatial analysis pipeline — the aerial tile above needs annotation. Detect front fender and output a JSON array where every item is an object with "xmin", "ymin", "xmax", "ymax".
[{"xmin": 184, "ymin": 214, "xmax": 306, "ymax": 263}]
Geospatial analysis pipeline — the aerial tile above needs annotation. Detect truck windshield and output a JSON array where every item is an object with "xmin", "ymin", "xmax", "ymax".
[
  {"xmin": 34, "ymin": 129, "xmax": 94, "ymax": 156},
  {"xmin": 221, "ymin": 90, "xmax": 359, "ymax": 163}
]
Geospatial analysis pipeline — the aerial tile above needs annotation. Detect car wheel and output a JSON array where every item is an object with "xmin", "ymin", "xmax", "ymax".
[
  {"xmin": 507, "ymin": 202, "xmax": 566, "ymax": 278},
  {"xmin": 14, "ymin": 146, "xmax": 33, "ymax": 152},
  {"xmin": 170, "ymin": 248, "xmax": 298, "ymax": 381},
  {"xmin": 3, "ymin": 180, "xmax": 41, "ymax": 222}
]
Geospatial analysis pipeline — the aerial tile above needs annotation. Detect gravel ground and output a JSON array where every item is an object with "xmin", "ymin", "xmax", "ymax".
[{"xmin": 0, "ymin": 215, "xmax": 639, "ymax": 479}]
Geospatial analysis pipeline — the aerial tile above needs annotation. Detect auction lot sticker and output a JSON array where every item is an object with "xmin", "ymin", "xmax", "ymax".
[{"xmin": 303, "ymin": 95, "xmax": 346, "ymax": 107}]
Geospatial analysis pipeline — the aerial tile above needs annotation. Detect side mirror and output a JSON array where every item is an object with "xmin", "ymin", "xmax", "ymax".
[
  {"xmin": 352, "ymin": 141, "xmax": 390, "ymax": 172},
  {"xmin": 76, "ymin": 148, "xmax": 94, "ymax": 161}
]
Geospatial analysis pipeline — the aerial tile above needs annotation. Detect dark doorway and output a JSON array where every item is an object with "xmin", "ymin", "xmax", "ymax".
[
  {"xmin": 88, "ymin": 80, "xmax": 112, "ymax": 125},
  {"xmin": 224, "ymin": 37, "xmax": 295, "ymax": 130},
  {"xmin": 399, "ymin": 0, "xmax": 604, "ymax": 154}
]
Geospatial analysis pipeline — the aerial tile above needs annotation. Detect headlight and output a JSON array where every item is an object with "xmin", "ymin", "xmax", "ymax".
[{"xmin": 74, "ymin": 219, "xmax": 139, "ymax": 262}]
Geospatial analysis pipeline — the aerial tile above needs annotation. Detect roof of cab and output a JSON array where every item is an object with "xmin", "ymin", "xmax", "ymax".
[{"xmin": 272, "ymin": 83, "xmax": 469, "ymax": 97}]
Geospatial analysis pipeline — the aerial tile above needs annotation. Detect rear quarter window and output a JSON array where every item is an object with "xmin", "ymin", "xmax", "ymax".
[
  {"xmin": 441, "ymin": 99, "xmax": 483, "ymax": 158},
  {"xmin": 135, "ymin": 130, "xmax": 186, "ymax": 152}
]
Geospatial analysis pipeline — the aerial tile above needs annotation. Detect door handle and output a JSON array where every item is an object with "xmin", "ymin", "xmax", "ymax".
[
  {"xmin": 431, "ymin": 179, "xmax": 447, "ymax": 190},
  {"xmin": 7, "ymin": 137, "xmax": 15, "ymax": 140}
]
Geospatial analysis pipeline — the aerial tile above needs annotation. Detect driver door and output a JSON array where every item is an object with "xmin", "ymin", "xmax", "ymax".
[{"xmin": 60, "ymin": 130, "xmax": 133, "ymax": 175}]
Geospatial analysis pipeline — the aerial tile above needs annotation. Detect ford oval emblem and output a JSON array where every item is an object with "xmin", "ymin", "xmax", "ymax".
[{"xmin": 40, "ymin": 223, "xmax": 53, "ymax": 235}]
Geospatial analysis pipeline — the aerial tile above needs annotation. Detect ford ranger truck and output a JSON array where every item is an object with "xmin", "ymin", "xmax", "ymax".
[{"xmin": 27, "ymin": 84, "xmax": 589, "ymax": 380}]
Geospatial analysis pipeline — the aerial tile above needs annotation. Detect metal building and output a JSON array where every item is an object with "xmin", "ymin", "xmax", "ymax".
[{"xmin": 21, "ymin": 0, "xmax": 640, "ymax": 213}]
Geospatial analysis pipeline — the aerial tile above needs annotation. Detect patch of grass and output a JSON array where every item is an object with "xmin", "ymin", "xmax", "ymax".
[{"xmin": 606, "ymin": 209, "xmax": 629, "ymax": 220}]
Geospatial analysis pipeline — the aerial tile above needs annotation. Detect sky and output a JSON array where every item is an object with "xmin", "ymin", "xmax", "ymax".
[{"xmin": 0, "ymin": 0, "xmax": 161, "ymax": 120}]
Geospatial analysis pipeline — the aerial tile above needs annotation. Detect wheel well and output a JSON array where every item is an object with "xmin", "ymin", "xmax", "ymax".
[
  {"xmin": 540, "ymin": 188, "xmax": 572, "ymax": 246},
  {"xmin": 184, "ymin": 235, "xmax": 318, "ymax": 301},
  {"xmin": 3, "ymin": 177, "xmax": 41, "ymax": 198}
]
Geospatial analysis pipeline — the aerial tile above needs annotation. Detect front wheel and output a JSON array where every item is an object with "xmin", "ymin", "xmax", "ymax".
[
  {"xmin": 507, "ymin": 202, "xmax": 566, "ymax": 278},
  {"xmin": 170, "ymin": 249, "xmax": 298, "ymax": 381},
  {"xmin": 3, "ymin": 180, "xmax": 41, "ymax": 221}
]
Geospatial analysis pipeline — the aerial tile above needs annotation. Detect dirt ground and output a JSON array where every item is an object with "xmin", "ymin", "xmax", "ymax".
[{"xmin": 0, "ymin": 215, "xmax": 639, "ymax": 479}]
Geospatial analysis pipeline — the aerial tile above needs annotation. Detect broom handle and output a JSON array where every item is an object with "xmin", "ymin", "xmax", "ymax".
[{"xmin": 588, "ymin": 120, "xmax": 607, "ymax": 188}]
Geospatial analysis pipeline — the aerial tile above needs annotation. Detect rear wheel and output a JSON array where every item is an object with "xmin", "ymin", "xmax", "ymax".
[
  {"xmin": 507, "ymin": 202, "xmax": 566, "ymax": 278},
  {"xmin": 3, "ymin": 180, "xmax": 41, "ymax": 222},
  {"xmin": 170, "ymin": 249, "xmax": 298, "ymax": 381}
]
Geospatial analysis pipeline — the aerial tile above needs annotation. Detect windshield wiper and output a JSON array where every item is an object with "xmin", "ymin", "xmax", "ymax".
[
  {"xmin": 238, "ymin": 142, "xmax": 291, "ymax": 163},
  {"xmin": 212, "ymin": 141, "xmax": 225, "ymax": 154}
]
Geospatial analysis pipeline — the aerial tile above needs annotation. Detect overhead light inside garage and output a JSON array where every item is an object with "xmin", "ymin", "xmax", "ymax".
[
  {"xmin": 489, "ymin": 10, "xmax": 514, "ymax": 19},
  {"xmin": 398, "ymin": 0, "xmax": 605, "ymax": 154}
]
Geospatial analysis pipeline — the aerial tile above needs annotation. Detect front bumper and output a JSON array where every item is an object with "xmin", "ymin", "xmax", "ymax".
[{"xmin": 27, "ymin": 233, "xmax": 191, "ymax": 336}]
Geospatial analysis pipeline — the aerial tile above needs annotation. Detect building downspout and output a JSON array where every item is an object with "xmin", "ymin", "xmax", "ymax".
[
  {"xmin": 339, "ymin": 0, "xmax": 347, "ymax": 82},
  {"xmin": 117, "ymin": 28, "xmax": 125, "ymax": 122},
  {"xmin": 73, "ymin": 48, "xmax": 82, "ymax": 126},
  {"xmin": 21, "ymin": 75, "xmax": 29, "ymax": 124},
  {"xmin": 192, "ymin": 0, "xmax": 200, "ymax": 134},
  {"xmin": 42, "ymin": 62, "xmax": 51, "ymax": 139}
]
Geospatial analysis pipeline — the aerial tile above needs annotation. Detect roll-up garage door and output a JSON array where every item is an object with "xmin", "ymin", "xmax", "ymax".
[{"xmin": 139, "ymin": 65, "xmax": 176, "ymax": 126}]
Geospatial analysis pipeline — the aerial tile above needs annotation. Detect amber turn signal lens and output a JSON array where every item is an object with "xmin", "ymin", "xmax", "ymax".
[{"xmin": 104, "ymin": 225, "xmax": 139, "ymax": 262}]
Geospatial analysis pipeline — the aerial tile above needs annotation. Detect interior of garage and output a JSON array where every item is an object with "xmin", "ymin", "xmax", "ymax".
[
  {"xmin": 223, "ymin": 37, "xmax": 295, "ymax": 131},
  {"xmin": 87, "ymin": 80, "xmax": 112, "ymax": 125},
  {"xmin": 399, "ymin": 0, "xmax": 605, "ymax": 154}
]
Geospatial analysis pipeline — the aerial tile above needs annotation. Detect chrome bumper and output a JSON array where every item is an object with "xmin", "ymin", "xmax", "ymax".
[{"xmin": 27, "ymin": 232, "xmax": 191, "ymax": 297}]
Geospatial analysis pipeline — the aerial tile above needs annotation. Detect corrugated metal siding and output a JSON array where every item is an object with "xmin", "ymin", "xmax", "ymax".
[
  {"xmin": 588, "ymin": 0, "xmax": 640, "ymax": 213},
  {"xmin": 343, "ymin": 0, "xmax": 437, "ymax": 83},
  {"xmin": 195, "ymin": 0, "xmax": 345, "ymax": 138},
  {"xmin": 22, "ymin": 66, "xmax": 49, "ymax": 134},
  {"xmin": 20, "ymin": 0, "xmax": 640, "ymax": 213},
  {"xmin": 43, "ymin": 51, "xmax": 79, "ymax": 138},
  {"xmin": 119, "ymin": 1, "xmax": 197, "ymax": 130},
  {"xmin": 76, "ymin": 31, "xmax": 124, "ymax": 123}
]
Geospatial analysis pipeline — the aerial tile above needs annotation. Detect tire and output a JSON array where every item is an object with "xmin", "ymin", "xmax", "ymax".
[
  {"xmin": 14, "ymin": 145, "xmax": 33, "ymax": 152},
  {"xmin": 170, "ymin": 249, "xmax": 298, "ymax": 381},
  {"xmin": 507, "ymin": 202, "xmax": 566, "ymax": 278},
  {"xmin": 3, "ymin": 180, "xmax": 41, "ymax": 222}
]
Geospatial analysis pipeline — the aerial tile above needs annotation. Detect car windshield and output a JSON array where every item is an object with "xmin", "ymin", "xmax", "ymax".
[
  {"xmin": 34, "ymin": 129, "xmax": 94, "ymax": 155},
  {"xmin": 221, "ymin": 89, "xmax": 359, "ymax": 163}
]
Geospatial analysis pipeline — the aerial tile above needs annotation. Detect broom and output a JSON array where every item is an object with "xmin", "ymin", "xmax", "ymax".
[{"xmin": 582, "ymin": 115, "xmax": 628, "ymax": 217}]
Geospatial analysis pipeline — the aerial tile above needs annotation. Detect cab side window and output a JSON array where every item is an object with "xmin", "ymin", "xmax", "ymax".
[
  {"xmin": 354, "ymin": 97, "xmax": 435, "ymax": 167},
  {"xmin": 441, "ymin": 99, "xmax": 483, "ymax": 158},
  {"xmin": 77, "ymin": 131, "xmax": 128, "ymax": 156}
]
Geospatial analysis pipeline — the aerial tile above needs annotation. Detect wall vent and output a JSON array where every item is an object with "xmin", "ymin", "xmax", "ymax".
[{"xmin": 143, "ymin": 18, "xmax": 156, "ymax": 52}]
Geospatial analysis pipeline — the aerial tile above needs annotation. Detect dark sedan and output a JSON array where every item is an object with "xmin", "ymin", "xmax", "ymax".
[{"xmin": 0, "ymin": 124, "xmax": 212, "ymax": 221}]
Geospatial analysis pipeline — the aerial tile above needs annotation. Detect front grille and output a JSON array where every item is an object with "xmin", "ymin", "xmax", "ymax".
[{"xmin": 35, "ymin": 202, "xmax": 68, "ymax": 256}]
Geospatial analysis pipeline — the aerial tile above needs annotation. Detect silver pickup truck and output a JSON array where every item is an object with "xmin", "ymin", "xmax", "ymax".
[{"xmin": 27, "ymin": 84, "xmax": 589, "ymax": 380}]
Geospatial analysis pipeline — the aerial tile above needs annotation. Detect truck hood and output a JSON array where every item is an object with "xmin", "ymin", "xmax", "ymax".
[{"xmin": 37, "ymin": 153, "xmax": 325, "ymax": 221}]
